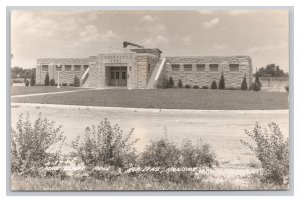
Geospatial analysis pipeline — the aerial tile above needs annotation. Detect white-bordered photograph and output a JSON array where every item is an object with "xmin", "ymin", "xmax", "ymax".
[{"xmin": 9, "ymin": 8, "xmax": 290, "ymax": 191}]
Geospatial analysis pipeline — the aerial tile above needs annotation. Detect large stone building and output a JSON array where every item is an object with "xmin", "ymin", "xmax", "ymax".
[{"xmin": 36, "ymin": 43, "xmax": 253, "ymax": 89}]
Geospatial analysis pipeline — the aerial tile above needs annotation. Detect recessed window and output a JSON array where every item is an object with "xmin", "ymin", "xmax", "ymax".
[
  {"xmin": 74, "ymin": 65, "xmax": 81, "ymax": 71},
  {"xmin": 42, "ymin": 65, "xmax": 48, "ymax": 71},
  {"xmin": 116, "ymin": 72, "xmax": 120, "ymax": 79},
  {"xmin": 65, "ymin": 65, "xmax": 72, "ymax": 71},
  {"xmin": 196, "ymin": 64, "xmax": 205, "ymax": 72},
  {"xmin": 84, "ymin": 65, "xmax": 89, "ymax": 70},
  {"xmin": 229, "ymin": 64, "xmax": 239, "ymax": 72},
  {"xmin": 184, "ymin": 64, "xmax": 193, "ymax": 71},
  {"xmin": 171, "ymin": 64, "xmax": 180, "ymax": 71},
  {"xmin": 209, "ymin": 64, "xmax": 219, "ymax": 72},
  {"xmin": 56, "ymin": 65, "xmax": 62, "ymax": 71},
  {"xmin": 111, "ymin": 72, "xmax": 114, "ymax": 79},
  {"xmin": 148, "ymin": 64, "xmax": 151, "ymax": 72},
  {"xmin": 122, "ymin": 72, "xmax": 126, "ymax": 79}
]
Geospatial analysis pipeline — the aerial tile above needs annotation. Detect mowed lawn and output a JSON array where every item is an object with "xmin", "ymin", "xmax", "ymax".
[
  {"xmin": 11, "ymin": 86, "xmax": 85, "ymax": 96},
  {"xmin": 11, "ymin": 88, "xmax": 288, "ymax": 110}
]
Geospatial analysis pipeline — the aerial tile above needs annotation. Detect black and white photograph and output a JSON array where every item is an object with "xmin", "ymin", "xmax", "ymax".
[{"xmin": 9, "ymin": 8, "xmax": 290, "ymax": 191}]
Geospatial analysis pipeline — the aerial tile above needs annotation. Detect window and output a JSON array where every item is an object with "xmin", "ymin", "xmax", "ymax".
[
  {"xmin": 42, "ymin": 65, "xmax": 48, "ymax": 71},
  {"xmin": 209, "ymin": 64, "xmax": 219, "ymax": 72},
  {"xmin": 122, "ymin": 72, "xmax": 126, "ymax": 79},
  {"xmin": 116, "ymin": 72, "xmax": 119, "ymax": 79},
  {"xmin": 65, "ymin": 65, "xmax": 72, "ymax": 71},
  {"xmin": 84, "ymin": 65, "xmax": 89, "ymax": 70},
  {"xmin": 229, "ymin": 64, "xmax": 239, "ymax": 72},
  {"xmin": 171, "ymin": 64, "xmax": 180, "ymax": 72},
  {"xmin": 74, "ymin": 65, "xmax": 81, "ymax": 71},
  {"xmin": 111, "ymin": 72, "xmax": 114, "ymax": 79},
  {"xmin": 184, "ymin": 64, "xmax": 193, "ymax": 71},
  {"xmin": 196, "ymin": 64, "xmax": 205, "ymax": 72},
  {"xmin": 56, "ymin": 65, "xmax": 62, "ymax": 71},
  {"xmin": 148, "ymin": 64, "xmax": 151, "ymax": 72}
]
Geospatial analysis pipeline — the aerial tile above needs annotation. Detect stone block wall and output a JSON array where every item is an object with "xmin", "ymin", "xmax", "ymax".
[
  {"xmin": 36, "ymin": 58, "xmax": 90, "ymax": 85},
  {"xmin": 163, "ymin": 56, "xmax": 252, "ymax": 88}
]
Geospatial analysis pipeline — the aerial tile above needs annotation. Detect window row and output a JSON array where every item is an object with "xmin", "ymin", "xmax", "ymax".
[
  {"xmin": 41, "ymin": 65, "xmax": 89, "ymax": 71},
  {"xmin": 171, "ymin": 64, "xmax": 240, "ymax": 72}
]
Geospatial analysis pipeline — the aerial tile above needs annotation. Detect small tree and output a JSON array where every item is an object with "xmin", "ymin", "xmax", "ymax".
[
  {"xmin": 241, "ymin": 74, "xmax": 248, "ymax": 90},
  {"xmin": 162, "ymin": 77, "xmax": 169, "ymax": 89},
  {"xmin": 24, "ymin": 78, "xmax": 30, "ymax": 86},
  {"xmin": 73, "ymin": 76, "xmax": 80, "ymax": 87},
  {"xmin": 71, "ymin": 118, "xmax": 138, "ymax": 170},
  {"xmin": 168, "ymin": 76, "xmax": 174, "ymax": 88},
  {"xmin": 11, "ymin": 113, "xmax": 65, "ymax": 176},
  {"xmin": 241, "ymin": 123, "xmax": 289, "ymax": 186},
  {"xmin": 177, "ymin": 79, "xmax": 183, "ymax": 88},
  {"xmin": 219, "ymin": 72, "xmax": 225, "ymax": 90},
  {"xmin": 44, "ymin": 72, "xmax": 50, "ymax": 86},
  {"xmin": 50, "ymin": 79, "xmax": 55, "ymax": 86},
  {"xmin": 30, "ymin": 72, "xmax": 36, "ymax": 86},
  {"xmin": 211, "ymin": 80, "xmax": 217, "ymax": 89},
  {"xmin": 253, "ymin": 82, "xmax": 261, "ymax": 91}
]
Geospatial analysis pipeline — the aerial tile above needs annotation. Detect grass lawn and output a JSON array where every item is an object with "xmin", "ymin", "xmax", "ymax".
[
  {"xmin": 11, "ymin": 89, "xmax": 288, "ymax": 110},
  {"xmin": 11, "ymin": 86, "xmax": 85, "ymax": 96}
]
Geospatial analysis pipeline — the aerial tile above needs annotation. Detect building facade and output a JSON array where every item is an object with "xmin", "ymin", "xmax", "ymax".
[{"xmin": 36, "ymin": 47, "xmax": 253, "ymax": 89}]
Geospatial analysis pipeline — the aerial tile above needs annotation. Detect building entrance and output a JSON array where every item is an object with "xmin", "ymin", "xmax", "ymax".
[{"xmin": 106, "ymin": 66, "xmax": 127, "ymax": 87}]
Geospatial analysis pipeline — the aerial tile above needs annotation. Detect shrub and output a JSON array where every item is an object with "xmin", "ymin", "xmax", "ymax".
[
  {"xmin": 50, "ymin": 79, "xmax": 56, "ymax": 86},
  {"xmin": 30, "ymin": 73, "xmax": 36, "ymax": 86},
  {"xmin": 69, "ymin": 83, "xmax": 74, "ymax": 86},
  {"xmin": 254, "ymin": 71, "xmax": 262, "ymax": 88},
  {"xmin": 140, "ymin": 130, "xmax": 181, "ymax": 168},
  {"xmin": 71, "ymin": 118, "xmax": 139, "ymax": 171},
  {"xmin": 11, "ymin": 113, "xmax": 65, "ymax": 177},
  {"xmin": 73, "ymin": 76, "xmax": 80, "ymax": 87},
  {"xmin": 168, "ymin": 76, "xmax": 174, "ymax": 88},
  {"xmin": 62, "ymin": 83, "xmax": 68, "ymax": 86},
  {"xmin": 285, "ymin": 85, "xmax": 289, "ymax": 92},
  {"xmin": 25, "ymin": 79, "xmax": 30, "ymax": 86},
  {"xmin": 219, "ymin": 72, "xmax": 225, "ymax": 90},
  {"xmin": 184, "ymin": 84, "xmax": 191, "ymax": 89},
  {"xmin": 44, "ymin": 72, "xmax": 50, "ymax": 86},
  {"xmin": 177, "ymin": 79, "xmax": 183, "ymax": 88},
  {"xmin": 161, "ymin": 77, "xmax": 169, "ymax": 89},
  {"xmin": 240, "ymin": 122, "xmax": 289, "ymax": 185},
  {"xmin": 201, "ymin": 86, "xmax": 209, "ymax": 89},
  {"xmin": 241, "ymin": 74, "xmax": 248, "ymax": 90},
  {"xmin": 253, "ymin": 82, "xmax": 261, "ymax": 91},
  {"xmin": 193, "ymin": 85, "xmax": 199, "ymax": 89},
  {"xmin": 180, "ymin": 138, "xmax": 218, "ymax": 168},
  {"xmin": 211, "ymin": 80, "xmax": 217, "ymax": 89}
]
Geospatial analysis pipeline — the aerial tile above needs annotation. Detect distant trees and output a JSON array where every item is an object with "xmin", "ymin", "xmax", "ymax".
[
  {"xmin": 254, "ymin": 64, "xmax": 288, "ymax": 77},
  {"xmin": 11, "ymin": 67, "xmax": 35, "ymax": 79},
  {"xmin": 30, "ymin": 72, "xmax": 36, "ymax": 86}
]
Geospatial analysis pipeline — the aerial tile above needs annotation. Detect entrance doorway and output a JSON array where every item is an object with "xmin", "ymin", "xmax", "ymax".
[{"xmin": 106, "ymin": 66, "xmax": 127, "ymax": 87}]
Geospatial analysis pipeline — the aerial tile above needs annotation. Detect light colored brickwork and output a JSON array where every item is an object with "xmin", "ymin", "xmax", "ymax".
[{"xmin": 162, "ymin": 56, "xmax": 252, "ymax": 88}]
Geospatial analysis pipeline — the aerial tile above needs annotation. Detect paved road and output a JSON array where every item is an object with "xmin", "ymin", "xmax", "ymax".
[{"xmin": 11, "ymin": 103, "xmax": 289, "ymax": 166}]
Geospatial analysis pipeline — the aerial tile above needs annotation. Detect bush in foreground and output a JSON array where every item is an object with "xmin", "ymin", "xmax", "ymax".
[
  {"xmin": 11, "ymin": 113, "xmax": 65, "ymax": 176},
  {"xmin": 50, "ymin": 79, "xmax": 56, "ymax": 86},
  {"xmin": 241, "ymin": 122, "xmax": 289, "ymax": 185},
  {"xmin": 71, "ymin": 118, "xmax": 139, "ymax": 171}
]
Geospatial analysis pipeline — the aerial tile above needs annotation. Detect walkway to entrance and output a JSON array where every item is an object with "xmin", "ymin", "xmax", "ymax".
[{"xmin": 106, "ymin": 66, "xmax": 127, "ymax": 87}]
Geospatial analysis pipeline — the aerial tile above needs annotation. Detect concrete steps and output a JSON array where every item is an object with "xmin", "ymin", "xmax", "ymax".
[{"xmin": 146, "ymin": 58, "xmax": 166, "ymax": 89}]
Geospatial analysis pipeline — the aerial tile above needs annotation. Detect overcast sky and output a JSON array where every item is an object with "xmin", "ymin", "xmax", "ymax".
[{"xmin": 11, "ymin": 9, "xmax": 289, "ymax": 72}]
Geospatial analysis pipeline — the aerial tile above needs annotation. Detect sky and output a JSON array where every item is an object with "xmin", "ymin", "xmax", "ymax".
[{"xmin": 11, "ymin": 9, "xmax": 289, "ymax": 72}]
